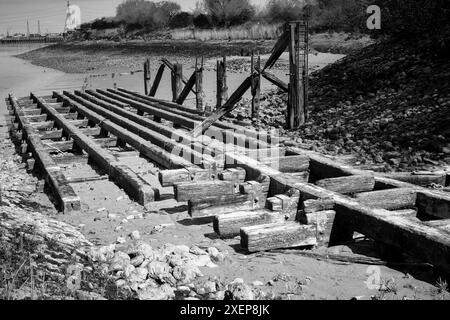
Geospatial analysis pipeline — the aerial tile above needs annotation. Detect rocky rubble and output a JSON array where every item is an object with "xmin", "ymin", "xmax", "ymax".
[
  {"xmin": 89, "ymin": 242, "xmax": 230, "ymax": 300},
  {"xmin": 225, "ymin": 30, "xmax": 450, "ymax": 173}
]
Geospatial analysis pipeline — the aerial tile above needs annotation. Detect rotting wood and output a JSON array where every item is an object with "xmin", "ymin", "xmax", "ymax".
[
  {"xmin": 149, "ymin": 64, "xmax": 165, "ymax": 97},
  {"xmin": 144, "ymin": 58, "xmax": 151, "ymax": 96},
  {"xmin": 174, "ymin": 180, "xmax": 235, "ymax": 202},
  {"xmin": 379, "ymin": 171, "xmax": 447, "ymax": 187},
  {"xmin": 216, "ymin": 56, "xmax": 228, "ymax": 110},
  {"xmin": 416, "ymin": 191, "xmax": 450, "ymax": 219},
  {"xmin": 176, "ymin": 71, "xmax": 196, "ymax": 105},
  {"xmin": 195, "ymin": 57, "xmax": 204, "ymax": 112},
  {"xmin": 262, "ymin": 155, "xmax": 309, "ymax": 172},
  {"xmin": 354, "ymin": 188, "xmax": 417, "ymax": 210},
  {"xmin": 315, "ymin": 175, "xmax": 375, "ymax": 194},
  {"xmin": 241, "ymin": 222, "xmax": 317, "ymax": 253},
  {"xmin": 214, "ymin": 210, "xmax": 285, "ymax": 238},
  {"xmin": 189, "ymin": 193, "xmax": 258, "ymax": 218}
]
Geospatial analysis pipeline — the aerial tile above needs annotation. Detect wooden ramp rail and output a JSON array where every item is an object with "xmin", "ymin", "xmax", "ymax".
[{"xmin": 7, "ymin": 94, "xmax": 81, "ymax": 213}]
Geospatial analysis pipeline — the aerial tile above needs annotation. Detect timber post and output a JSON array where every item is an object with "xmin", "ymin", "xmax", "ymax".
[
  {"xmin": 144, "ymin": 58, "xmax": 151, "ymax": 96},
  {"xmin": 171, "ymin": 63, "xmax": 183, "ymax": 102},
  {"xmin": 216, "ymin": 55, "xmax": 228, "ymax": 110}
]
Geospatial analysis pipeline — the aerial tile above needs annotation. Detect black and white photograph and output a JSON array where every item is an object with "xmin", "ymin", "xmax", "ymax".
[{"xmin": 0, "ymin": 0, "xmax": 449, "ymax": 306}]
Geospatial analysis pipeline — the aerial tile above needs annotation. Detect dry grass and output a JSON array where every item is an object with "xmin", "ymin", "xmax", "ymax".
[{"xmin": 171, "ymin": 23, "xmax": 283, "ymax": 41}]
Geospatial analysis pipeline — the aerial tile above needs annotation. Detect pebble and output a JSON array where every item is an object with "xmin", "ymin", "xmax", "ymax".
[
  {"xmin": 116, "ymin": 236, "xmax": 126, "ymax": 244},
  {"xmin": 130, "ymin": 230, "xmax": 141, "ymax": 240}
]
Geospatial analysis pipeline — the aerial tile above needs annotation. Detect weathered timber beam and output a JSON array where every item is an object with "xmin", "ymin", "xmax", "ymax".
[
  {"xmin": 379, "ymin": 172, "xmax": 447, "ymax": 187},
  {"xmin": 176, "ymin": 71, "xmax": 197, "ymax": 105},
  {"xmin": 40, "ymin": 129, "xmax": 63, "ymax": 140},
  {"xmin": 261, "ymin": 70, "xmax": 288, "ymax": 92},
  {"xmin": 214, "ymin": 210, "xmax": 285, "ymax": 238},
  {"xmin": 174, "ymin": 180, "xmax": 235, "ymax": 202},
  {"xmin": 44, "ymin": 140, "xmax": 74, "ymax": 152},
  {"xmin": 354, "ymin": 188, "xmax": 417, "ymax": 210},
  {"xmin": 241, "ymin": 222, "xmax": 317, "ymax": 253},
  {"xmin": 189, "ymin": 191, "xmax": 264, "ymax": 218},
  {"xmin": 159, "ymin": 168, "xmax": 215, "ymax": 187},
  {"xmin": 416, "ymin": 191, "xmax": 450, "ymax": 219},
  {"xmin": 262, "ymin": 155, "xmax": 309, "ymax": 172},
  {"xmin": 315, "ymin": 175, "xmax": 375, "ymax": 194}
]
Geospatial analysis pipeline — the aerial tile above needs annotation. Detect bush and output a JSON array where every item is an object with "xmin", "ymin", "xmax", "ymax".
[
  {"xmin": 116, "ymin": 0, "xmax": 180, "ymax": 29},
  {"xmin": 169, "ymin": 12, "xmax": 194, "ymax": 29},
  {"xmin": 193, "ymin": 14, "xmax": 213, "ymax": 29},
  {"xmin": 90, "ymin": 17, "xmax": 121, "ymax": 30},
  {"xmin": 204, "ymin": 0, "xmax": 255, "ymax": 27},
  {"xmin": 265, "ymin": 0, "xmax": 311, "ymax": 22}
]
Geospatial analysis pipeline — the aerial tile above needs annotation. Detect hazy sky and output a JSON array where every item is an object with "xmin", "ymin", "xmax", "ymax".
[{"xmin": 0, "ymin": 0, "xmax": 269, "ymax": 35}]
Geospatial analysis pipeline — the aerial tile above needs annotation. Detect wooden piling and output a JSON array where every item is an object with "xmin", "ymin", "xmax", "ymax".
[
  {"xmin": 171, "ymin": 63, "xmax": 183, "ymax": 102},
  {"xmin": 149, "ymin": 64, "xmax": 165, "ymax": 97},
  {"xmin": 195, "ymin": 57, "xmax": 204, "ymax": 112},
  {"xmin": 216, "ymin": 56, "xmax": 228, "ymax": 110},
  {"xmin": 287, "ymin": 22, "xmax": 307, "ymax": 129},
  {"xmin": 251, "ymin": 52, "xmax": 261, "ymax": 119},
  {"xmin": 144, "ymin": 59, "xmax": 151, "ymax": 96}
]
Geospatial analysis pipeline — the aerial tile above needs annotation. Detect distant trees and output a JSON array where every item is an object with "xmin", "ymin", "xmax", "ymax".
[
  {"xmin": 115, "ymin": 0, "xmax": 181, "ymax": 30},
  {"xmin": 204, "ymin": 0, "xmax": 255, "ymax": 27},
  {"xmin": 169, "ymin": 12, "xmax": 194, "ymax": 29},
  {"xmin": 265, "ymin": 0, "xmax": 314, "ymax": 22}
]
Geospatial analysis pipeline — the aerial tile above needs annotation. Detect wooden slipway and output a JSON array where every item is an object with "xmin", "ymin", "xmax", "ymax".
[{"xmin": 5, "ymin": 88, "xmax": 450, "ymax": 273}]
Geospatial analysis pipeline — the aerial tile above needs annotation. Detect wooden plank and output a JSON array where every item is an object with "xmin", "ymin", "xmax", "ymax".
[
  {"xmin": 189, "ymin": 193, "xmax": 257, "ymax": 218},
  {"xmin": 218, "ymin": 168, "xmax": 246, "ymax": 183},
  {"xmin": 40, "ymin": 129, "xmax": 63, "ymax": 140},
  {"xmin": 63, "ymin": 113, "xmax": 78, "ymax": 120},
  {"xmin": 241, "ymin": 222, "xmax": 317, "ymax": 253},
  {"xmin": 53, "ymin": 154, "xmax": 89, "ymax": 165},
  {"xmin": 159, "ymin": 168, "xmax": 214, "ymax": 187},
  {"xmin": 251, "ymin": 53, "xmax": 261, "ymax": 119},
  {"xmin": 191, "ymin": 76, "xmax": 252, "ymax": 138},
  {"xmin": 80, "ymin": 127, "xmax": 101, "ymax": 136},
  {"xmin": 262, "ymin": 155, "xmax": 309, "ymax": 172},
  {"xmin": 416, "ymin": 191, "xmax": 450, "ymax": 219},
  {"xmin": 354, "ymin": 188, "xmax": 417, "ymax": 210},
  {"xmin": 22, "ymin": 108, "xmax": 42, "ymax": 116},
  {"xmin": 303, "ymin": 210, "xmax": 336, "ymax": 246},
  {"xmin": 263, "ymin": 28, "xmax": 289, "ymax": 70},
  {"xmin": 315, "ymin": 175, "xmax": 375, "ymax": 194},
  {"xmin": 260, "ymin": 69, "xmax": 288, "ymax": 92},
  {"xmin": 94, "ymin": 137, "xmax": 118, "ymax": 148},
  {"xmin": 149, "ymin": 64, "xmax": 165, "ymax": 97},
  {"xmin": 174, "ymin": 180, "xmax": 235, "ymax": 202},
  {"xmin": 69, "ymin": 119, "xmax": 89, "ymax": 127},
  {"xmin": 44, "ymin": 140, "xmax": 74, "ymax": 152},
  {"xmin": 379, "ymin": 172, "xmax": 447, "ymax": 187},
  {"xmin": 216, "ymin": 56, "xmax": 228, "ymax": 109},
  {"xmin": 176, "ymin": 71, "xmax": 196, "ymax": 105},
  {"xmin": 214, "ymin": 210, "xmax": 285, "ymax": 238},
  {"xmin": 171, "ymin": 63, "xmax": 183, "ymax": 102},
  {"xmin": 31, "ymin": 121, "xmax": 54, "ymax": 130},
  {"xmin": 144, "ymin": 58, "xmax": 150, "ymax": 96},
  {"xmin": 195, "ymin": 57, "xmax": 204, "ymax": 111}
]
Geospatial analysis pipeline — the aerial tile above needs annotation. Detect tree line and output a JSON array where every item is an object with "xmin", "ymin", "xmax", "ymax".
[{"xmin": 82, "ymin": 0, "xmax": 450, "ymax": 36}]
